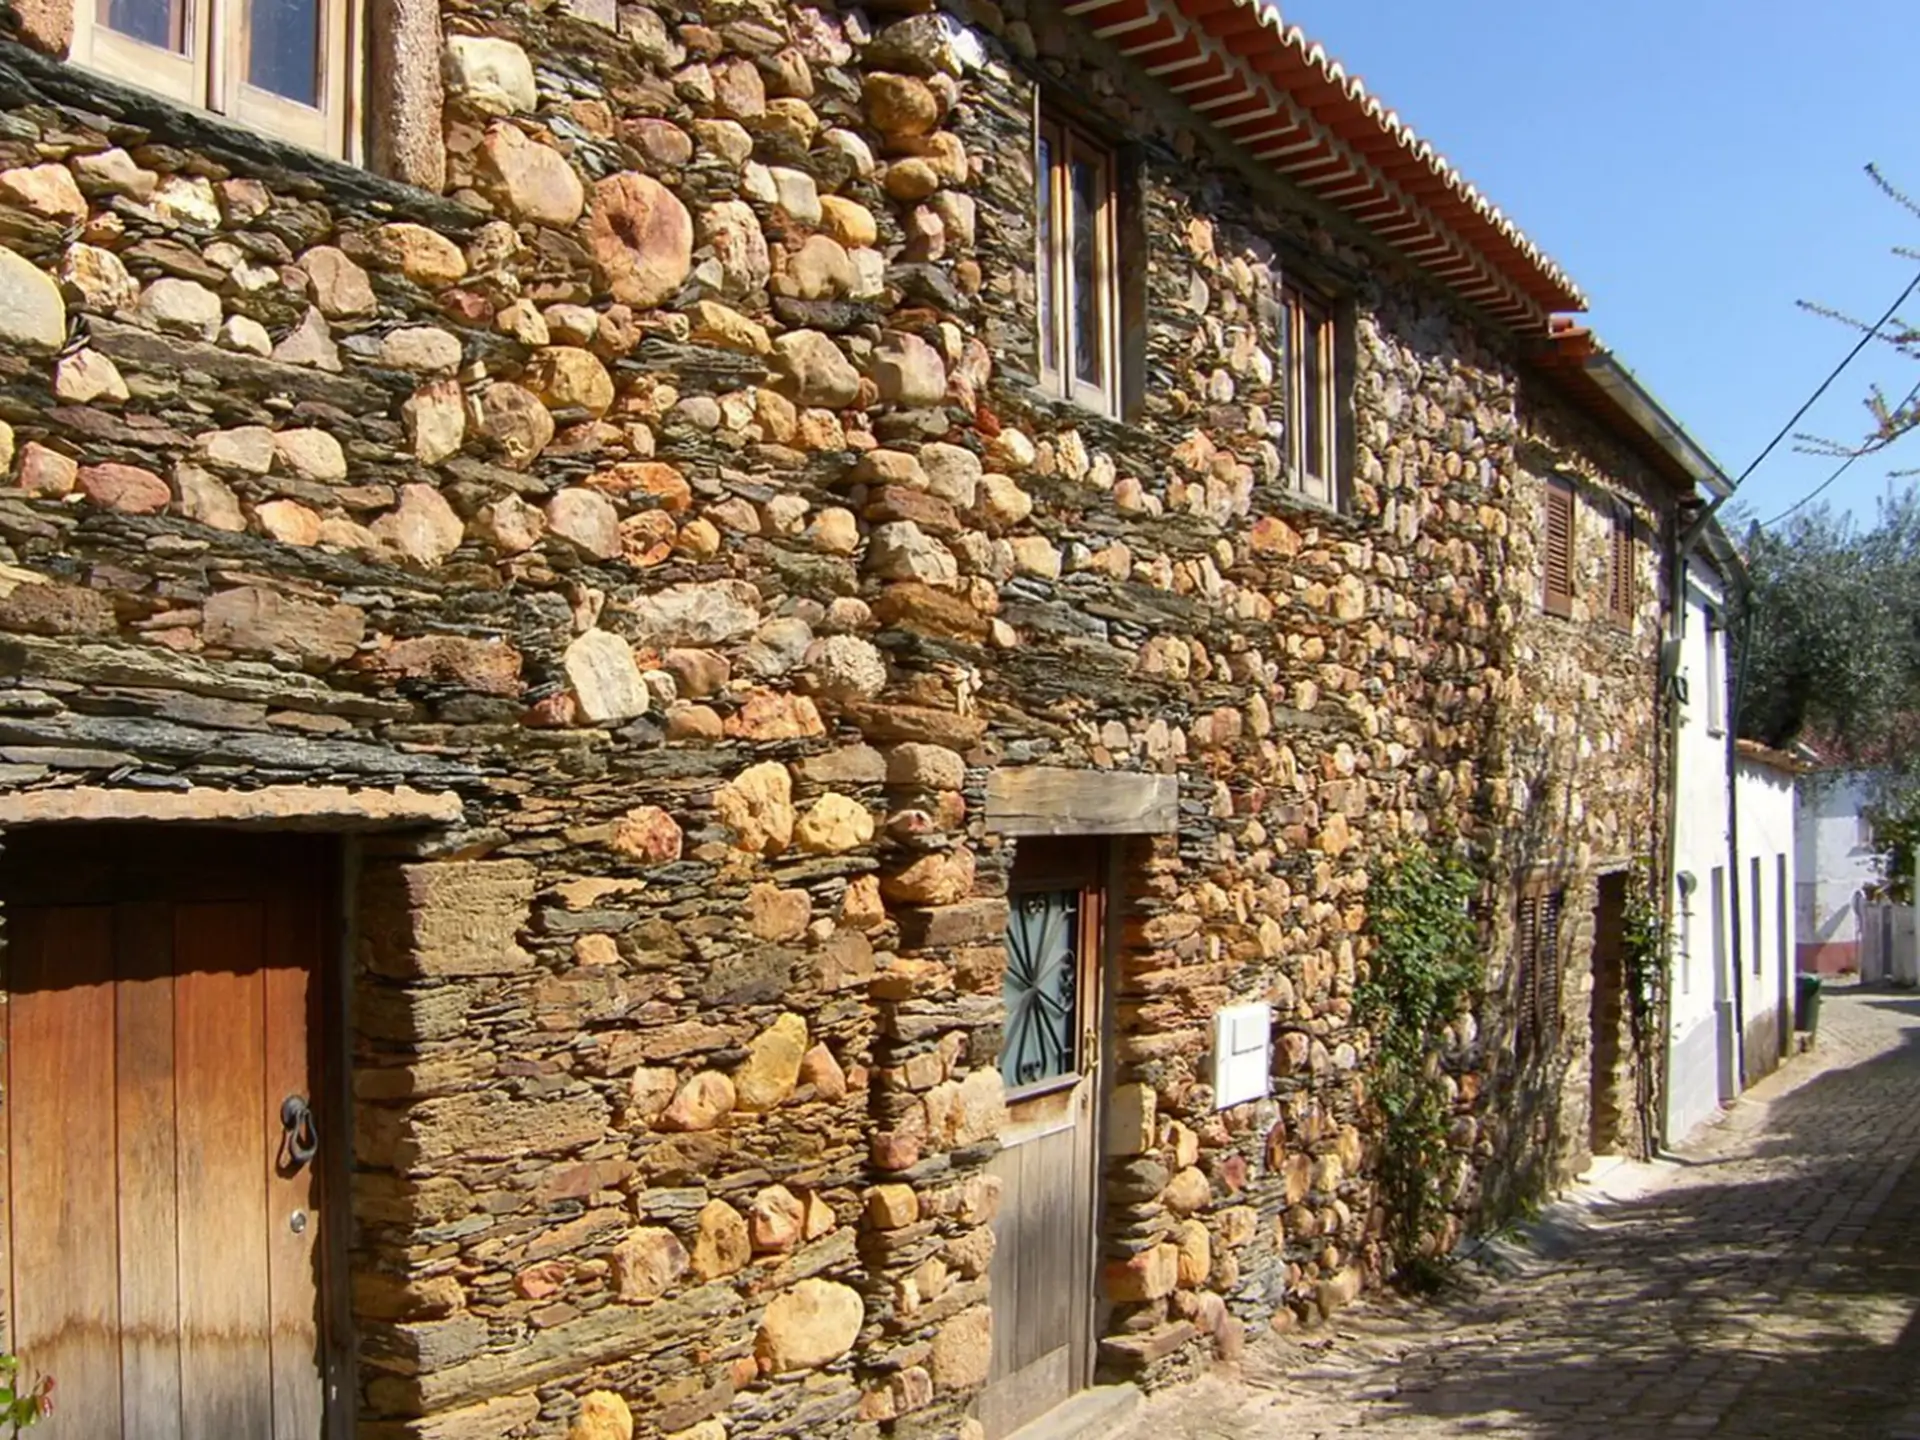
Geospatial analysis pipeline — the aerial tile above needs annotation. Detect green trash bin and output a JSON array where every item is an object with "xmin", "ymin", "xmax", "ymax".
[{"xmin": 1795, "ymin": 972, "xmax": 1823, "ymax": 1034}]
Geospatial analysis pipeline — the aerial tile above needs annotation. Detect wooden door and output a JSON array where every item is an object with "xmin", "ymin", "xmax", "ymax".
[
  {"xmin": 1587, "ymin": 872, "xmax": 1627, "ymax": 1156},
  {"xmin": 980, "ymin": 839, "xmax": 1107, "ymax": 1440},
  {"xmin": 1, "ymin": 828, "xmax": 332, "ymax": 1440}
]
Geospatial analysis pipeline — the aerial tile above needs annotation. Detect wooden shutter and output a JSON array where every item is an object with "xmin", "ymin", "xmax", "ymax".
[
  {"xmin": 1543, "ymin": 478, "xmax": 1574, "ymax": 617},
  {"xmin": 1515, "ymin": 885, "xmax": 1564, "ymax": 1054},
  {"xmin": 1514, "ymin": 892, "xmax": 1539, "ymax": 1051},
  {"xmin": 1538, "ymin": 889, "xmax": 1563, "ymax": 1040},
  {"xmin": 1608, "ymin": 507, "xmax": 1634, "ymax": 624}
]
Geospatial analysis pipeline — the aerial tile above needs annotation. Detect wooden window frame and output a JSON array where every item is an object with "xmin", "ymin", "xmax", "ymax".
[
  {"xmin": 1514, "ymin": 881, "xmax": 1565, "ymax": 1056},
  {"xmin": 73, "ymin": 0, "xmax": 358, "ymax": 159},
  {"xmin": 1704, "ymin": 615, "xmax": 1725, "ymax": 736},
  {"xmin": 1280, "ymin": 282, "xmax": 1341, "ymax": 506},
  {"xmin": 1607, "ymin": 504, "xmax": 1635, "ymax": 627},
  {"xmin": 1002, "ymin": 838, "xmax": 1106, "ymax": 1106},
  {"xmin": 1542, "ymin": 476, "xmax": 1575, "ymax": 618},
  {"xmin": 1036, "ymin": 110, "xmax": 1121, "ymax": 418}
]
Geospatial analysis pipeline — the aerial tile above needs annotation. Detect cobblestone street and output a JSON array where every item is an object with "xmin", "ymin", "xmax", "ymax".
[{"xmin": 1122, "ymin": 982, "xmax": 1920, "ymax": 1439}]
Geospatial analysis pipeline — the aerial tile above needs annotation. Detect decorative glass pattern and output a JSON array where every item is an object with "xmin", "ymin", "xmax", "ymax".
[{"xmin": 1000, "ymin": 889, "xmax": 1080, "ymax": 1091}]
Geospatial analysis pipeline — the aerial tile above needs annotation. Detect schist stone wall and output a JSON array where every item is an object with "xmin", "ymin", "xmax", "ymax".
[{"xmin": 0, "ymin": 0, "xmax": 1674, "ymax": 1434}]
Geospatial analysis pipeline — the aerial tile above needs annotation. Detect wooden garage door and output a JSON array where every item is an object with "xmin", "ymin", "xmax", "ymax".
[{"xmin": 1, "ymin": 828, "xmax": 333, "ymax": 1440}]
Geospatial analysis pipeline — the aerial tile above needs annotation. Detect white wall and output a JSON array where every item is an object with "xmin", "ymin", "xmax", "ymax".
[
  {"xmin": 1666, "ymin": 565, "xmax": 1731, "ymax": 1145},
  {"xmin": 1795, "ymin": 770, "xmax": 1880, "ymax": 969},
  {"xmin": 1734, "ymin": 755, "xmax": 1797, "ymax": 1073}
]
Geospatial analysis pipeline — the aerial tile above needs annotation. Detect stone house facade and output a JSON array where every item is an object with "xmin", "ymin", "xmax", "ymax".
[{"xmin": 0, "ymin": 0, "xmax": 1722, "ymax": 1436}]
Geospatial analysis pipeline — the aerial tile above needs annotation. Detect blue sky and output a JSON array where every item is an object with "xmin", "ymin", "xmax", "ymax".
[{"xmin": 1276, "ymin": 0, "xmax": 1920, "ymax": 527}]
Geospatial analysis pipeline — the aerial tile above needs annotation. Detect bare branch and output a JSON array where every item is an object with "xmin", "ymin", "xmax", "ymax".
[
  {"xmin": 1867, "ymin": 163, "xmax": 1920, "ymax": 223},
  {"xmin": 1797, "ymin": 297, "xmax": 1876, "ymax": 334}
]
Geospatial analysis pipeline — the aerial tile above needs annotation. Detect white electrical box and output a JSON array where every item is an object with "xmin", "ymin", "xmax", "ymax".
[{"xmin": 1212, "ymin": 1001, "xmax": 1272, "ymax": 1109}]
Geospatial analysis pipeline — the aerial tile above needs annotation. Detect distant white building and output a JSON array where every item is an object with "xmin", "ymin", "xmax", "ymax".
[{"xmin": 1794, "ymin": 767, "xmax": 1882, "ymax": 975}]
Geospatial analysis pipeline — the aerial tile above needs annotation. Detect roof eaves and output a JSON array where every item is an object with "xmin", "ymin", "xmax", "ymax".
[
  {"xmin": 1059, "ymin": 0, "xmax": 1587, "ymax": 327},
  {"xmin": 1534, "ymin": 322, "xmax": 1735, "ymax": 501}
]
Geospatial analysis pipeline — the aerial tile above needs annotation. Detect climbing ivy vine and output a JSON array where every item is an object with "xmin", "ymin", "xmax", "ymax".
[
  {"xmin": 1619, "ymin": 863, "xmax": 1668, "ymax": 1155},
  {"xmin": 1356, "ymin": 841, "xmax": 1484, "ymax": 1280}
]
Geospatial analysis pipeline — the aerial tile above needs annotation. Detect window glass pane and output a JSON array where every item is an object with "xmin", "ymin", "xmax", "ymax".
[
  {"xmin": 102, "ymin": 0, "xmax": 183, "ymax": 51},
  {"xmin": 248, "ymin": 0, "xmax": 323, "ymax": 106},
  {"xmin": 1000, "ymin": 889, "xmax": 1080, "ymax": 1091},
  {"xmin": 1037, "ymin": 130, "xmax": 1056, "ymax": 379},
  {"xmin": 1302, "ymin": 308, "xmax": 1327, "ymax": 481},
  {"xmin": 1278, "ymin": 292, "xmax": 1295, "ymax": 470},
  {"xmin": 1070, "ymin": 149, "xmax": 1103, "ymax": 389}
]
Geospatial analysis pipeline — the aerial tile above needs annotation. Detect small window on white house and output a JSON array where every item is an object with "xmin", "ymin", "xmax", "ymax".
[
  {"xmin": 1704, "ymin": 619, "xmax": 1725, "ymax": 735},
  {"xmin": 73, "ymin": 0, "xmax": 356, "ymax": 156},
  {"xmin": 1035, "ymin": 112, "xmax": 1119, "ymax": 416}
]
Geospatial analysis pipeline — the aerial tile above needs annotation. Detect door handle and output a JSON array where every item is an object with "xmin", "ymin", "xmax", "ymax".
[{"xmin": 279, "ymin": 1094, "xmax": 319, "ymax": 1172}]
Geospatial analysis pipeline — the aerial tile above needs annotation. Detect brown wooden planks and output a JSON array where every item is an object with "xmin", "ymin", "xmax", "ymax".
[
  {"xmin": 982, "ymin": 1110, "xmax": 1088, "ymax": 1439},
  {"xmin": 114, "ymin": 902, "xmax": 184, "ymax": 1440},
  {"xmin": 1068, "ymin": 1092, "xmax": 1097, "ymax": 1387},
  {"xmin": 984, "ymin": 1143, "xmax": 1021, "ymax": 1384},
  {"xmin": 2, "ymin": 833, "xmax": 334, "ymax": 1440},
  {"xmin": 264, "ymin": 871, "xmax": 324, "ymax": 1440},
  {"xmin": 986, "ymin": 768, "xmax": 1180, "ymax": 838},
  {"xmin": 1018, "ymin": 1128, "xmax": 1074, "ymax": 1374},
  {"xmin": 174, "ymin": 902, "xmax": 274, "ymax": 1440},
  {"xmin": 982, "ymin": 845, "xmax": 1112, "ymax": 1440},
  {"xmin": 8, "ymin": 906, "xmax": 123, "ymax": 1440}
]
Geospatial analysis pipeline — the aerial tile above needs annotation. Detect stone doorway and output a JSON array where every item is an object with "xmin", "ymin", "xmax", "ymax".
[
  {"xmin": 1587, "ymin": 870, "xmax": 1630, "ymax": 1155},
  {"xmin": 976, "ymin": 767, "xmax": 1177, "ymax": 1440},
  {"xmin": 979, "ymin": 837, "xmax": 1110, "ymax": 1439}
]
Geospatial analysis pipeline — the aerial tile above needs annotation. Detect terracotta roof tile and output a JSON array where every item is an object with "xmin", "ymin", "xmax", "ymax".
[{"xmin": 1063, "ymin": 0, "xmax": 1586, "ymax": 328}]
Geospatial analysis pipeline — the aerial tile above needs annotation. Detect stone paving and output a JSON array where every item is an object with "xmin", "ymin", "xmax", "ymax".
[{"xmin": 1120, "ymin": 981, "xmax": 1920, "ymax": 1439}]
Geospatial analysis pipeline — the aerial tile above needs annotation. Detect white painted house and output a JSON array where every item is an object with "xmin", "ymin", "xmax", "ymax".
[
  {"xmin": 1795, "ymin": 768, "xmax": 1881, "ymax": 975},
  {"xmin": 1733, "ymin": 742, "xmax": 1798, "ymax": 1083},
  {"xmin": 1666, "ymin": 550, "xmax": 1734, "ymax": 1145},
  {"xmin": 1663, "ymin": 526, "xmax": 1805, "ymax": 1145}
]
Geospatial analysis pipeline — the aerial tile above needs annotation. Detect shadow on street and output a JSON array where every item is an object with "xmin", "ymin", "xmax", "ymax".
[{"xmin": 1147, "ymin": 983, "xmax": 1920, "ymax": 1439}]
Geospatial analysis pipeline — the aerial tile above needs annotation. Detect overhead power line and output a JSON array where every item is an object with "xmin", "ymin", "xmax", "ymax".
[
  {"xmin": 1761, "ymin": 374, "xmax": 1920, "ymax": 527},
  {"xmin": 1747, "ymin": 266, "xmax": 1920, "ymax": 524}
]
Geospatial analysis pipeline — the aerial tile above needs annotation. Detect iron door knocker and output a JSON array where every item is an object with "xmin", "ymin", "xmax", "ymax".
[{"xmin": 280, "ymin": 1094, "xmax": 319, "ymax": 1172}]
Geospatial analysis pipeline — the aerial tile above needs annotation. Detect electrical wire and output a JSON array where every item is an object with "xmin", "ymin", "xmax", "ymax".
[
  {"xmin": 1745, "ymin": 268, "xmax": 1920, "ymax": 523},
  {"xmin": 1760, "ymin": 374, "xmax": 1920, "ymax": 527},
  {"xmin": 1759, "ymin": 444, "xmax": 1868, "ymax": 529}
]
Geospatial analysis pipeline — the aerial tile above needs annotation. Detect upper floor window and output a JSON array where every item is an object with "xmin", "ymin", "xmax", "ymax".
[
  {"xmin": 1704, "ymin": 617, "xmax": 1725, "ymax": 734},
  {"xmin": 1542, "ymin": 475, "xmax": 1575, "ymax": 617},
  {"xmin": 1036, "ymin": 113, "xmax": 1119, "ymax": 416},
  {"xmin": 1607, "ymin": 504, "xmax": 1635, "ymax": 626},
  {"xmin": 1279, "ymin": 284, "xmax": 1340, "ymax": 505},
  {"xmin": 74, "ymin": 0, "xmax": 355, "ymax": 157}
]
